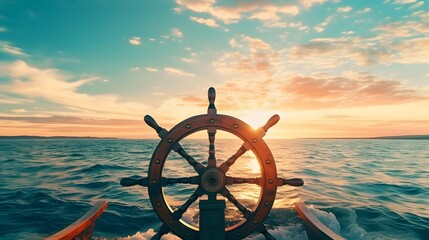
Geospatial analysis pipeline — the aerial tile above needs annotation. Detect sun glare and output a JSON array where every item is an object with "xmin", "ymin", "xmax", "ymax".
[
  {"xmin": 240, "ymin": 109, "xmax": 279, "ymax": 130},
  {"xmin": 247, "ymin": 155, "xmax": 261, "ymax": 174}
]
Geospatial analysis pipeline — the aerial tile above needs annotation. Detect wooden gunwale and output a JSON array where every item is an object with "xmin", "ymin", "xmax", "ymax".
[
  {"xmin": 295, "ymin": 202, "xmax": 344, "ymax": 240},
  {"xmin": 46, "ymin": 200, "xmax": 108, "ymax": 240}
]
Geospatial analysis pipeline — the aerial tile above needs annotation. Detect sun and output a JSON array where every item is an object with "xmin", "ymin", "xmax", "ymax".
[{"xmin": 240, "ymin": 109, "xmax": 280, "ymax": 130}]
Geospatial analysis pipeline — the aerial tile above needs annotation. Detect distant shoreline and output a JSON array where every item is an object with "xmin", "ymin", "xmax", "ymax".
[
  {"xmin": 1, "ymin": 135, "xmax": 429, "ymax": 140},
  {"xmin": 0, "ymin": 136, "xmax": 120, "ymax": 140},
  {"xmin": 296, "ymin": 135, "xmax": 429, "ymax": 140}
]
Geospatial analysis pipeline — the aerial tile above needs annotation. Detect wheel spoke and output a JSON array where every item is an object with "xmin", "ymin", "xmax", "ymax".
[
  {"xmin": 175, "ymin": 146, "xmax": 205, "ymax": 174},
  {"xmin": 151, "ymin": 223, "xmax": 170, "ymax": 240},
  {"xmin": 218, "ymin": 141, "xmax": 252, "ymax": 173},
  {"xmin": 256, "ymin": 224, "xmax": 276, "ymax": 240},
  {"xmin": 144, "ymin": 115, "xmax": 205, "ymax": 174},
  {"xmin": 207, "ymin": 126, "xmax": 217, "ymax": 167},
  {"xmin": 172, "ymin": 187, "xmax": 204, "ymax": 220},
  {"xmin": 224, "ymin": 177, "xmax": 304, "ymax": 187},
  {"xmin": 219, "ymin": 187, "xmax": 252, "ymax": 219},
  {"xmin": 120, "ymin": 176, "xmax": 199, "ymax": 187},
  {"xmin": 225, "ymin": 176, "xmax": 261, "ymax": 186}
]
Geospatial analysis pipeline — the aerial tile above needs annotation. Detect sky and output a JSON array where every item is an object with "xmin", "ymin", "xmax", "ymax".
[{"xmin": 0, "ymin": 0, "xmax": 428, "ymax": 139}]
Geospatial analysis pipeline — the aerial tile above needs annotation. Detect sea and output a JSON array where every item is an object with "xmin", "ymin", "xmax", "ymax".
[{"xmin": 0, "ymin": 138, "xmax": 428, "ymax": 240}]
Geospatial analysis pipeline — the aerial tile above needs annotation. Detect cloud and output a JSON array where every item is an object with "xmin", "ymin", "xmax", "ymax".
[
  {"xmin": 374, "ymin": 20, "xmax": 429, "ymax": 38},
  {"xmin": 314, "ymin": 27, "xmax": 324, "ymax": 32},
  {"xmin": 130, "ymin": 67, "xmax": 140, "ymax": 71},
  {"xmin": 175, "ymin": 0, "xmax": 215, "ymax": 12},
  {"xmin": 189, "ymin": 16, "xmax": 220, "ymax": 28},
  {"xmin": 409, "ymin": 1, "xmax": 424, "ymax": 8},
  {"xmin": 0, "ymin": 27, "xmax": 6, "ymax": 32},
  {"xmin": 0, "ymin": 42, "xmax": 27, "ymax": 56},
  {"xmin": 248, "ymin": 5, "xmax": 299, "ymax": 27},
  {"xmin": 337, "ymin": 6, "xmax": 353, "ymax": 12},
  {"xmin": 145, "ymin": 67, "xmax": 158, "ymax": 72},
  {"xmin": 391, "ymin": 37, "xmax": 429, "ymax": 64},
  {"xmin": 171, "ymin": 28, "xmax": 183, "ymax": 38},
  {"xmin": 176, "ymin": 0, "xmax": 300, "ymax": 27},
  {"xmin": 287, "ymin": 37, "xmax": 392, "ymax": 67},
  {"xmin": 213, "ymin": 35, "xmax": 278, "ymax": 75},
  {"xmin": 11, "ymin": 109, "xmax": 27, "ymax": 113},
  {"xmin": 394, "ymin": 0, "xmax": 417, "ymax": 4},
  {"xmin": 180, "ymin": 57, "xmax": 194, "ymax": 63},
  {"xmin": 0, "ymin": 60, "xmax": 151, "ymax": 119},
  {"xmin": 313, "ymin": 16, "xmax": 333, "ymax": 33},
  {"xmin": 357, "ymin": 7, "xmax": 371, "ymax": 14},
  {"xmin": 178, "ymin": 72, "xmax": 426, "ymax": 111},
  {"xmin": 129, "ymin": 37, "xmax": 141, "ymax": 45},
  {"xmin": 301, "ymin": 0, "xmax": 328, "ymax": 8},
  {"xmin": 164, "ymin": 67, "xmax": 195, "ymax": 77},
  {"xmin": 0, "ymin": 94, "xmax": 34, "ymax": 104}
]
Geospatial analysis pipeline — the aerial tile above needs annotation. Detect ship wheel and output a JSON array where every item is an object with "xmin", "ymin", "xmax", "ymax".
[{"xmin": 121, "ymin": 87, "xmax": 304, "ymax": 240}]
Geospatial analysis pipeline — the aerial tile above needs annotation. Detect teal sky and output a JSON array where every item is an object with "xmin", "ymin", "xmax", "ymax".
[{"xmin": 1, "ymin": 0, "xmax": 428, "ymax": 138}]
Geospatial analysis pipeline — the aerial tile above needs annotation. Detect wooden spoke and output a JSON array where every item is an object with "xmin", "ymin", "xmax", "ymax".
[
  {"xmin": 120, "ymin": 176, "xmax": 199, "ymax": 187},
  {"xmin": 207, "ymin": 127, "xmax": 217, "ymax": 167},
  {"xmin": 218, "ymin": 141, "xmax": 252, "ymax": 173},
  {"xmin": 219, "ymin": 187, "xmax": 252, "ymax": 219},
  {"xmin": 224, "ymin": 177, "xmax": 304, "ymax": 187},
  {"xmin": 175, "ymin": 146, "xmax": 205, "ymax": 174},
  {"xmin": 225, "ymin": 176, "xmax": 261, "ymax": 186},
  {"xmin": 144, "ymin": 115, "xmax": 205, "ymax": 174},
  {"xmin": 172, "ymin": 187, "xmax": 204, "ymax": 220},
  {"xmin": 151, "ymin": 223, "xmax": 170, "ymax": 240},
  {"xmin": 256, "ymin": 224, "xmax": 276, "ymax": 240}
]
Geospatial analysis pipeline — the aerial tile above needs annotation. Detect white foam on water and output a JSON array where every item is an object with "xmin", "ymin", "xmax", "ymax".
[
  {"xmin": 244, "ymin": 223, "xmax": 308, "ymax": 240},
  {"xmin": 308, "ymin": 205, "xmax": 367, "ymax": 240},
  {"xmin": 118, "ymin": 229, "xmax": 180, "ymax": 240},
  {"xmin": 309, "ymin": 205, "xmax": 342, "ymax": 234}
]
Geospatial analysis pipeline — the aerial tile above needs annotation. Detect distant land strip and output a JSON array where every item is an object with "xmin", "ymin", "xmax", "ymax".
[
  {"xmin": 297, "ymin": 135, "xmax": 429, "ymax": 140},
  {"xmin": 0, "ymin": 136, "xmax": 119, "ymax": 139}
]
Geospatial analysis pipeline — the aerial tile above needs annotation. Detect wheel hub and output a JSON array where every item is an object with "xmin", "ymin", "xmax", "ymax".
[{"xmin": 201, "ymin": 168, "xmax": 225, "ymax": 193}]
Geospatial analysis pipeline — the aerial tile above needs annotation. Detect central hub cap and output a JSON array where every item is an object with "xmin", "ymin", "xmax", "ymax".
[{"xmin": 201, "ymin": 168, "xmax": 225, "ymax": 193}]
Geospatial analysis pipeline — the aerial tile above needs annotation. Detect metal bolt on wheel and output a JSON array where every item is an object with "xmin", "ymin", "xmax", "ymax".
[{"xmin": 120, "ymin": 87, "xmax": 304, "ymax": 240}]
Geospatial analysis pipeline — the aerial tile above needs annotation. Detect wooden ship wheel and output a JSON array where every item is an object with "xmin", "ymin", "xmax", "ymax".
[{"xmin": 121, "ymin": 87, "xmax": 304, "ymax": 240}]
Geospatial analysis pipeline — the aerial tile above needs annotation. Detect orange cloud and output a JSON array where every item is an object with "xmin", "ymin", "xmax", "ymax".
[{"xmin": 177, "ymin": 73, "xmax": 426, "ymax": 111}]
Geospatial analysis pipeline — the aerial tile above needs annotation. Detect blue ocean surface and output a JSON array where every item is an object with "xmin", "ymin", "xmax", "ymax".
[{"xmin": 0, "ymin": 138, "xmax": 428, "ymax": 239}]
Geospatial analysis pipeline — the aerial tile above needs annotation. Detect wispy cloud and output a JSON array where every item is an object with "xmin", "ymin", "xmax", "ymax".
[
  {"xmin": 171, "ymin": 28, "xmax": 183, "ymax": 38},
  {"xmin": 189, "ymin": 16, "xmax": 220, "ymax": 28},
  {"xmin": 145, "ymin": 67, "xmax": 158, "ymax": 72},
  {"xmin": 338, "ymin": 6, "xmax": 353, "ymax": 12},
  {"xmin": 176, "ymin": 0, "xmax": 300, "ymax": 27},
  {"xmin": 164, "ymin": 67, "xmax": 194, "ymax": 77},
  {"xmin": 314, "ymin": 16, "xmax": 333, "ymax": 33},
  {"xmin": 394, "ymin": 0, "xmax": 417, "ymax": 4},
  {"xmin": 410, "ymin": 1, "xmax": 424, "ymax": 9},
  {"xmin": 301, "ymin": 0, "xmax": 329, "ymax": 8},
  {"xmin": 180, "ymin": 57, "xmax": 194, "ymax": 63},
  {"xmin": 0, "ymin": 42, "xmax": 27, "ymax": 56},
  {"xmin": 0, "ymin": 94, "xmax": 34, "ymax": 104},
  {"xmin": 129, "ymin": 37, "xmax": 141, "ymax": 45},
  {"xmin": 213, "ymin": 35, "xmax": 277, "ymax": 75},
  {"xmin": 0, "ymin": 60, "xmax": 151, "ymax": 119}
]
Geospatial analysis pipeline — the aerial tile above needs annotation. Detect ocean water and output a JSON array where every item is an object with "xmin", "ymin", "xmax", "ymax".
[{"xmin": 0, "ymin": 138, "xmax": 428, "ymax": 240}]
